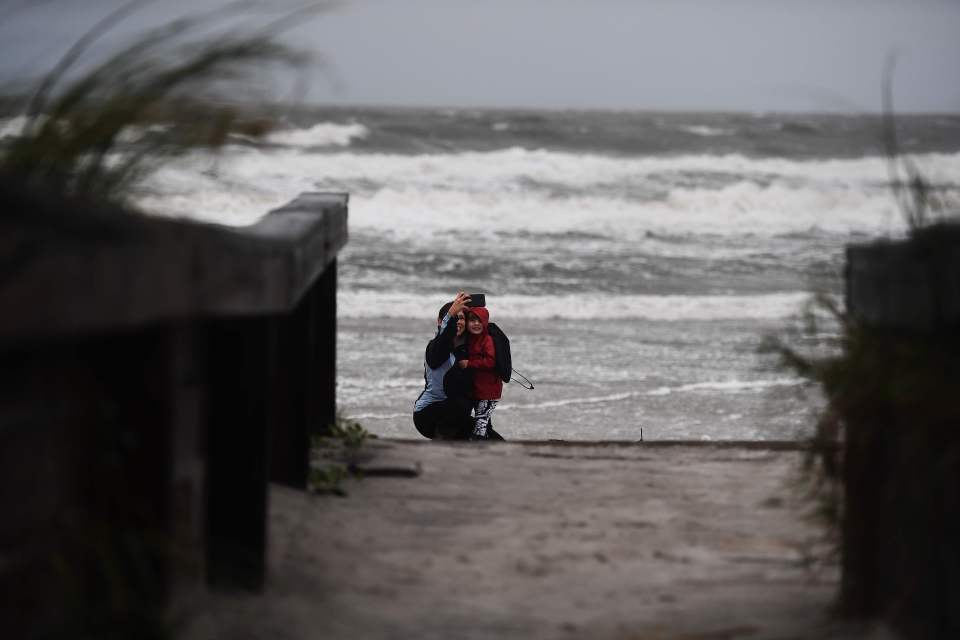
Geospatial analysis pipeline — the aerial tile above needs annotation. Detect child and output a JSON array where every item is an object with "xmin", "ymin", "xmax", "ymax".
[{"xmin": 457, "ymin": 307, "xmax": 503, "ymax": 440}]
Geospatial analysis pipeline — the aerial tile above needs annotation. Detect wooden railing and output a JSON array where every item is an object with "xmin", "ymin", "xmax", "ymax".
[
  {"xmin": 843, "ymin": 222, "xmax": 959, "ymax": 637},
  {"xmin": 0, "ymin": 190, "xmax": 348, "ymax": 633}
]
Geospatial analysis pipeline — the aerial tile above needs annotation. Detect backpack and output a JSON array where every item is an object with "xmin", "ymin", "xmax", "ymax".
[{"xmin": 487, "ymin": 322, "xmax": 512, "ymax": 383}]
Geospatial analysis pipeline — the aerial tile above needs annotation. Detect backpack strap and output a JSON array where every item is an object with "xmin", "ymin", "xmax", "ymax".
[{"xmin": 487, "ymin": 322, "xmax": 512, "ymax": 383}]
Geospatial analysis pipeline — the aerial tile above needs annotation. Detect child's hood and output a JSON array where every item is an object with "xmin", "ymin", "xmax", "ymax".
[{"xmin": 468, "ymin": 307, "xmax": 490, "ymax": 334}]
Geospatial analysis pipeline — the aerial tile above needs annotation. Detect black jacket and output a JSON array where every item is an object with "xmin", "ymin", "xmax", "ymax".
[
  {"xmin": 425, "ymin": 315, "xmax": 458, "ymax": 369},
  {"xmin": 443, "ymin": 341, "xmax": 473, "ymax": 412}
]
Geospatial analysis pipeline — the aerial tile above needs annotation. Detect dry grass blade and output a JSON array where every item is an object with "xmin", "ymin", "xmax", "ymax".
[
  {"xmin": 882, "ymin": 53, "xmax": 951, "ymax": 232},
  {"xmin": 25, "ymin": 0, "xmax": 150, "ymax": 119},
  {"xmin": 1, "ymin": 3, "xmax": 328, "ymax": 208}
]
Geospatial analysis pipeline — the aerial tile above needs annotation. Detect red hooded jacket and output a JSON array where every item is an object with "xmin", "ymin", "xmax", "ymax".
[{"xmin": 465, "ymin": 307, "xmax": 503, "ymax": 400}]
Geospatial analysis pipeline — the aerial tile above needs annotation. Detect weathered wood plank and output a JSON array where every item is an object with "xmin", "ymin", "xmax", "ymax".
[
  {"xmin": 205, "ymin": 317, "xmax": 272, "ymax": 590},
  {"xmin": 0, "ymin": 192, "xmax": 348, "ymax": 346},
  {"xmin": 268, "ymin": 259, "xmax": 338, "ymax": 487},
  {"xmin": 1, "ymin": 188, "xmax": 348, "ymax": 604},
  {"xmin": 846, "ymin": 223, "xmax": 960, "ymax": 331}
]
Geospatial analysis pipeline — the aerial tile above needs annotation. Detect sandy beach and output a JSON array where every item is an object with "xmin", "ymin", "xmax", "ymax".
[{"xmin": 178, "ymin": 439, "xmax": 898, "ymax": 640}]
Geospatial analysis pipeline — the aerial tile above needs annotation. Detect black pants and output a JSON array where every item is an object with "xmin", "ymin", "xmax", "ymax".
[{"xmin": 413, "ymin": 400, "xmax": 473, "ymax": 440}]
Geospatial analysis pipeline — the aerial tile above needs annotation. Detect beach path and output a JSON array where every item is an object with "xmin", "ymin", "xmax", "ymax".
[{"xmin": 181, "ymin": 440, "xmax": 872, "ymax": 640}]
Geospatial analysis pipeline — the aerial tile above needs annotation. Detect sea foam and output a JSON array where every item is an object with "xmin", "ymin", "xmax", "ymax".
[
  {"xmin": 265, "ymin": 122, "xmax": 369, "ymax": 147},
  {"xmin": 0, "ymin": 116, "xmax": 29, "ymax": 139},
  {"xmin": 134, "ymin": 145, "xmax": 960, "ymax": 238},
  {"xmin": 338, "ymin": 291, "xmax": 815, "ymax": 321}
]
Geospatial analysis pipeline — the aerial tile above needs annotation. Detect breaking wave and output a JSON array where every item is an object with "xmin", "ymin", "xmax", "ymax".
[
  {"xmin": 496, "ymin": 377, "xmax": 806, "ymax": 411},
  {"xmin": 644, "ymin": 378, "xmax": 806, "ymax": 396},
  {"xmin": 265, "ymin": 122, "xmax": 369, "ymax": 148},
  {"xmin": 338, "ymin": 291, "xmax": 814, "ymax": 321},
  {"xmin": 0, "ymin": 115, "xmax": 28, "ymax": 139},
  {"xmin": 69, "ymin": 116, "xmax": 929, "ymax": 241},
  {"xmin": 134, "ymin": 146, "xmax": 960, "ymax": 236}
]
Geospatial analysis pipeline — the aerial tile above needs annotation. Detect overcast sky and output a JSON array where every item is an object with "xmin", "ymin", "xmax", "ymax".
[{"xmin": 1, "ymin": 0, "xmax": 958, "ymax": 113}]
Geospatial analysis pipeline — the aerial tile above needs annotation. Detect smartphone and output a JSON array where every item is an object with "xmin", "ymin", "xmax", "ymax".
[{"xmin": 466, "ymin": 293, "xmax": 486, "ymax": 308}]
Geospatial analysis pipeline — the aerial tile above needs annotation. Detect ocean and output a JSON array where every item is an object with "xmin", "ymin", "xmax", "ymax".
[{"xmin": 15, "ymin": 107, "xmax": 960, "ymax": 440}]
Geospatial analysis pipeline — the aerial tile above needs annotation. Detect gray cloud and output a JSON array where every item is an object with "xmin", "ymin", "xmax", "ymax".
[{"xmin": 2, "ymin": 0, "xmax": 958, "ymax": 113}]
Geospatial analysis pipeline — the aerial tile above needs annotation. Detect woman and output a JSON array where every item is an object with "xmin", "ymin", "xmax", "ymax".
[
  {"xmin": 413, "ymin": 295, "xmax": 472, "ymax": 440},
  {"xmin": 441, "ymin": 305, "xmax": 506, "ymax": 441}
]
